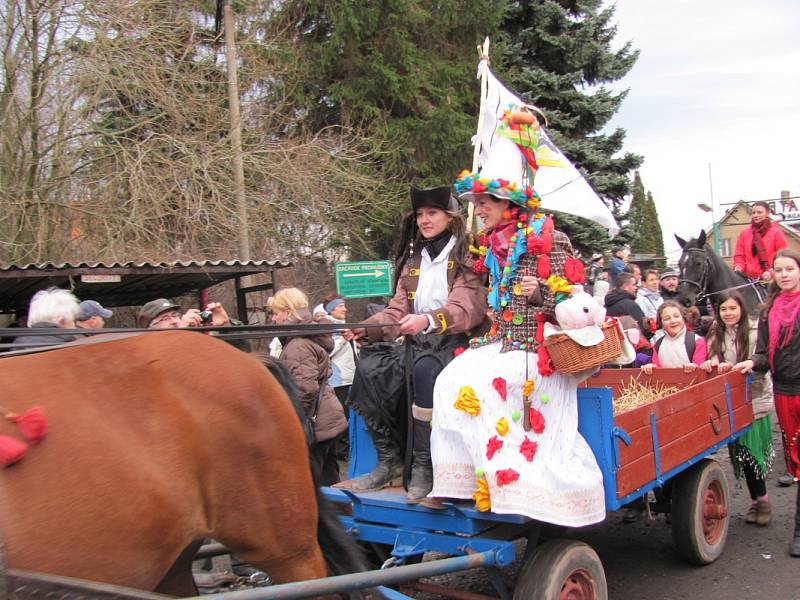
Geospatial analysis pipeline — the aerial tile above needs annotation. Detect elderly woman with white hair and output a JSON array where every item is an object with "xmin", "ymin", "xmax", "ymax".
[{"xmin": 12, "ymin": 288, "xmax": 80, "ymax": 349}]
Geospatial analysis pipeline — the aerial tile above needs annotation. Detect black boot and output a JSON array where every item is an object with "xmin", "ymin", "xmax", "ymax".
[
  {"xmin": 406, "ymin": 408, "xmax": 433, "ymax": 504},
  {"xmin": 348, "ymin": 430, "xmax": 403, "ymax": 492},
  {"xmin": 791, "ymin": 483, "xmax": 800, "ymax": 557}
]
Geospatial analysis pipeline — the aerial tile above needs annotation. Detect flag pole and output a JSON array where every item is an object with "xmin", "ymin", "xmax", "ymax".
[{"xmin": 467, "ymin": 37, "xmax": 490, "ymax": 233}]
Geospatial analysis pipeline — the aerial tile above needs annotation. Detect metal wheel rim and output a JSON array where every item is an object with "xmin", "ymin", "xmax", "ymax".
[
  {"xmin": 559, "ymin": 567, "xmax": 597, "ymax": 600},
  {"xmin": 701, "ymin": 478, "xmax": 726, "ymax": 544}
]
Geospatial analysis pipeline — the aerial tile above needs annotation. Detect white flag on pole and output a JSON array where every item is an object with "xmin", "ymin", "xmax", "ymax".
[{"xmin": 472, "ymin": 61, "xmax": 619, "ymax": 236}]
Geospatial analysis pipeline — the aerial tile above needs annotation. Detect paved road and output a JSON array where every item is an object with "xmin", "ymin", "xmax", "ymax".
[{"xmin": 421, "ymin": 421, "xmax": 799, "ymax": 600}]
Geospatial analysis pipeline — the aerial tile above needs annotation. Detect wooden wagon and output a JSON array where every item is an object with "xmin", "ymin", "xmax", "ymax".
[{"xmin": 578, "ymin": 367, "xmax": 753, "ymax": 564}]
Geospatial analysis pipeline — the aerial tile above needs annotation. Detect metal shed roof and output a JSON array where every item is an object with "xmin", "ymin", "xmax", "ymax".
[{"xmin": 0, "ymin": 259, "xmax": 291, "ymax": 314}]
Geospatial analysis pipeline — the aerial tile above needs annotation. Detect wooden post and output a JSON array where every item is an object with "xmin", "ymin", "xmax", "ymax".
[
  {"xmin": 223, "ymin": 0, "xmax": 251, "ymax": 261},
  {"xmin": 467, "ymin": 38, "xmax": 490, "ymax": 233}
]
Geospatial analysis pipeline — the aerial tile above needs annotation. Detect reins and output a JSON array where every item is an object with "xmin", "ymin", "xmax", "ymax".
[{"xmin": 679, "ymin": 247, "xmax": 764, "ymax": 302}]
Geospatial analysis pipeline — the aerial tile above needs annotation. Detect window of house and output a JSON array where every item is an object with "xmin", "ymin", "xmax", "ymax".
[{"xmin": 719, "ymin": 238, "xmax": 731, "ymax": 257}]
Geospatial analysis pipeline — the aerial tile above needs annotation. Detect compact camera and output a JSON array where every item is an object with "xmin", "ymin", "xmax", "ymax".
[{"xmin": 199, "ymin": 310, "xmax": 214, "ymax": 324}]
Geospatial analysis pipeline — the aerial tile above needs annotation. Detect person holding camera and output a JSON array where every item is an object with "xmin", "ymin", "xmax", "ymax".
[{"xmin": 138, "ymin": 298, "xmax": 249, "ymax": 351}]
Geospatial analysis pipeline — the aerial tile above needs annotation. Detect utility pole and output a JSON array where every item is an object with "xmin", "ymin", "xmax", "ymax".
[
  {"xmin": 708, "ymin": 163, "xmax": 719, "ymax": 254},
  {"xmin": 223, "ymin": 0, "xmax": 250, "ymax": 261}
]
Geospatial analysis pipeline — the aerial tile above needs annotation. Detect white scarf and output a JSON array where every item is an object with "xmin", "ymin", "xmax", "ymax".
[
  {"xmin": 658, "ymin": 326, "xmax": 690, "ymax": 367},
  {"xmin": 414, "ymin": 235, "xmax": 456, "ymax": 314}
]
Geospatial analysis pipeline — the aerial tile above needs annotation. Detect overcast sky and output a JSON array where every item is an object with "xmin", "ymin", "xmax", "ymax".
[{"xmin": 604, "ymin": 0, "xmax": 800, "ymax": 262}]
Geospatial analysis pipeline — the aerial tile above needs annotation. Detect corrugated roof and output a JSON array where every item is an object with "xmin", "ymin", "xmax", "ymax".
[{"xmin": 0, "ymin": 259, "xmax": 292, "ymax": 314}]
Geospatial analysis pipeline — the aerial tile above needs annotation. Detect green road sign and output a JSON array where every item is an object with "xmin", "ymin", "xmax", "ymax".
[{"xmin": 335, "ymin": 260, "xmax": 393, "ymax": 299}]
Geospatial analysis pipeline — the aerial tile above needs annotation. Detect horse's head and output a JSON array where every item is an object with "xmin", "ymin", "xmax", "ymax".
[{"xmin": 675, "ymin": 230, "xmax": 711, "ymax": 308}]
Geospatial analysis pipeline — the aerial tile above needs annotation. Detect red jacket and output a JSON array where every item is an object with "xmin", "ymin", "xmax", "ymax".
[{"xmin": 733, "ymin": 222, "xmax": 788, "ymax": 279}]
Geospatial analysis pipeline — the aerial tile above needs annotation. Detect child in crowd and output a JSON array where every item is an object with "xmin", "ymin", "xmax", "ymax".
[
  {"xmin": 641, "ymin": 301, "xmax": 707, "ymax": 374},
  {"xmin": 735, "ymin": 249, "xmax": 800, "ymax": 556},
  {"xmin": 701, "ymin": 292, "xmax": 774, "ymax": 525}
]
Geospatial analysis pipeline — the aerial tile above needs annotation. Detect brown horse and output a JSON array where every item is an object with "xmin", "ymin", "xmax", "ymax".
[{"xmin": 0, "ymin": 331, "xmax": 364, "ymax": 596}]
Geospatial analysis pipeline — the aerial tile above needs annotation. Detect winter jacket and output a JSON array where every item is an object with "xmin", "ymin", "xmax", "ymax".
[
  {"xmin": 751, "ymin": 314, "xmax": 800, "ymax": 395},
  {"xmin": 635, "ymin": 288, "xmax": 663, "ymax": 320},
  {"xmin": 12, "ymin": 322, "xmax": 76, "ymax": 350},
  {"xmin": 707, "ymin": 323, "xmax": 773, "ymax": 419},
  {"xmin": 651, "ymin": 330, "xmax": 707, "ymax": 367},
  {"xmin": 328, "ymin": 335, "xmax": 356, "ymax": 388},
  {"xmin": 604, "ymin": 289, "xmax": 650, "ymax": 340},
  {"xmin": 733, "ymin": 222, "xmax": 788, "ymax": 280},
  {"xmin": 608, "ymin": 256, "xmax": 626, "ymax": 283},
  {"xmin": 364, "ymin": 243, "xmax": 488, "ymax": 343},
  {"xmin": 279, "ymin": 308, "xmax": 347, "ymax": 443}
]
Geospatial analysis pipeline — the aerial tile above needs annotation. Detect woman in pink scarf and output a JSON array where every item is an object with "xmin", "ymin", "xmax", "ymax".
[
  {"xmin": 733, "ymin": 201, "xmax": 788, "ymax": 281},
  {"xmin": 735, "ymin": 249, "xmax": 800, "ymax": 557}
]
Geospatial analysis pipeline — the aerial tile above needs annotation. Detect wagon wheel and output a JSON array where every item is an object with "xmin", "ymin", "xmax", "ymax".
[
  {"xmin": 671, "ymin": 458, "xmax": 730, "ymax": 565},
  {"xmin": 513, "ymin": 539, "xmax": 607, "ymax": 600}
]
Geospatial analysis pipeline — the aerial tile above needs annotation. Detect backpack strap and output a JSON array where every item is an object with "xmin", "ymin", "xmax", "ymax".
[
  {"xmin": 655, "ymin": 331, "xmax": 696, "ymax": 361},
  {"xmin": 685, "ymin": 331, "xmax": 696, "ymax": 362}
]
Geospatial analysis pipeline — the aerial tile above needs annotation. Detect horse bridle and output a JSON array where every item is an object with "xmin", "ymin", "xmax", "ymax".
[
  {"xmin": 680, "ymin": 247, "xmax": 764, "ymax": 302},
  {"xmin": 679, "ymin": 248, "xmax": 712, "ymax": 301}
]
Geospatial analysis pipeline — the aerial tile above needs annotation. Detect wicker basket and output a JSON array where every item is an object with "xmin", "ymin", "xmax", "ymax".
[{"xmin": 544, "ymin": 320, "xmax": 623, "ymax": 374}]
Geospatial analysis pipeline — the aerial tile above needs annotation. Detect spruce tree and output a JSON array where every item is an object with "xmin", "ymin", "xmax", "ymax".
[
  {"xmin": 646, "ymin": 191, "xmax": 666, "ymax": 265},
  {"xmin": 494, "ymin": 0, "xmax": 642, "ymax": 251},
  {"xmin": 277, "ymin": 0, "xmax": 506, "ymax": 257},
  {"xmin": 627, "ymin": 171, "xmax": 649, "ymax": 253}
]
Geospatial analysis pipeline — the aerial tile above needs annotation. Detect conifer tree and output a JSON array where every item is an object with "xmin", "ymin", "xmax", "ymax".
[
  {"xmin": 494, "ymin": 0, "xmax": 642, "ymax": 251},
  {"xmin": 646, "ymin": 191, "xmax": 666, "ymax": 265}
]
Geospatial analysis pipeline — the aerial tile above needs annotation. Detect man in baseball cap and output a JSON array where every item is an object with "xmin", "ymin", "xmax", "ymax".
[{"xmin": 76, "ymin": 300, "xmax": 113, "ymax": 329}]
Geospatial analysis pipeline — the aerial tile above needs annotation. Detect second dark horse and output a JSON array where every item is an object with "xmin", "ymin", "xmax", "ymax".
[{"xmin": 675, "ymin": 230, "xmax": 762, "ymax": 316}]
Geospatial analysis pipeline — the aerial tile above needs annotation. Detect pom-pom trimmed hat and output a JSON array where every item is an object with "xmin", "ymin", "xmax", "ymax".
[{"xmin": 411, "ymin": 185, "xmax": 459, "ymax": 212}]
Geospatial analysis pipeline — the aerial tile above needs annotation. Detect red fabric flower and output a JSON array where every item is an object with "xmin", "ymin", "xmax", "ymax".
[
  {"xmin": 453, "ymin": 346, "xmax": 466, "ymax": 357},
  {"xmin": 0, "ymin": 435, "xmax": 27, "ymax": 467},
  {"xmin": 495, "ymin": 468, "xmax": 520, "ymax": 486},
  {"xmin": 492, "ymin": 377, "xmax": 507, "ymax": 401},
  {"xmin": 486, "ymin": 435, "xmax": 504, "ymax": 460},
  {"xmin": 540, "ymin": 233, "xmax": 553, "ymax": 255},
  {"xmin": 528, "ymin": 236, "xmax": 545, "ymax": 254},
  {"xmin": 472, "ymin": 256, "xmax": 488, "ymax": 274},
  {"xmin": 473, "ymin": 182, "xmax": 486, "ymax": 193},
  {"xmin": 537, "ymin": 346, "xmax": 553, "ymax": 376},
  {"xmin": 8, "ymin": 406, "xmax": 47, "ymax": 443},
  {"xmin": 535, "ymin": 313, "xmax": 547, "ymax": 343},
  {"xmin": 541, "ymin": 217, "xmax": 555, "ymax": 235},
  {"xmin": 520, "ymin": 437, "xmax": 539, "ymax": 462},
  {"xmin": 537, "ymin": 254, "xmax": 550, "ymax": 279},
  {"xmin": 564, "ymin": 257, "xmax": 586, "ymax": 284},
  {"xmin": 529, "ymin": 407, "xmax": 546, "ymax": 434}
]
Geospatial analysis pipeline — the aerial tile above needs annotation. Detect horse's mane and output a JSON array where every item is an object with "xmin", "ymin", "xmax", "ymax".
[
  {"xmin": 258, "ymin": 353, "xmax": 310, "ymax": 435},
  {"xmin": 256, "ymin": 352, "xmax": 369, "ymax": 580}
]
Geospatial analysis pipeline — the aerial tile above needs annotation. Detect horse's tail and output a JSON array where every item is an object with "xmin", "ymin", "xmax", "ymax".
[{"xmin": 259, "ymin": 353, "xmax": 368, "ymax": 577}]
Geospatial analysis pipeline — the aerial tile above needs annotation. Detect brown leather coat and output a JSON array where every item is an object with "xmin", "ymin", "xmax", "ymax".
[
  {"xmin": 279, "ymin": 308, "xmax": 347, "ymax": 443},
  {"xmin": 364, "ymin": 248, "xmax": 489, "ymax": 343}
]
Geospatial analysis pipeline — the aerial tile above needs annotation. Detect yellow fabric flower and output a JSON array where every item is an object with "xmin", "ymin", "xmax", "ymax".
[
  {"xmin": 546, "ymin": 274, "xmax": 574, "ymax": 295},
  {"xmin": 473, "ymin": 478, "xmax": 491, "ymax": 512},
  {"xmin": 454, "ymin": 386, "xmax": 480, "ymax": 416},
  {"xmin": 495, "ymin": 417, "xmax": 509, "ymax": 437},
  {"xmin": 523, "ymin": 379, "xmax": 535, "ymax": 397}
]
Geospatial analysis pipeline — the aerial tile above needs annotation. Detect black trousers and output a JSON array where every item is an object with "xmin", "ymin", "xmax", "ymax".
[{"xmin": 310, "ymin": 437, "xmax": 340, "ymax": 487}]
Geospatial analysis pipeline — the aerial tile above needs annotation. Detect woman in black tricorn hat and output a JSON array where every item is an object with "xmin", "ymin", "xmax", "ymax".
[{"xmin": 340, "ymin": 185, "xmax": 489, "ymax": 503}]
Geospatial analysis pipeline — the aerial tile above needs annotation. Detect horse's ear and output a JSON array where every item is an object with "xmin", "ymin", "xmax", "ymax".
[
  {"xmin": 698, "ymin": 230, "xmax": 707, "ymax": 247},
  {"xmin": 675, "ymin": 234, "xmax": 687, "ymax": 249}
]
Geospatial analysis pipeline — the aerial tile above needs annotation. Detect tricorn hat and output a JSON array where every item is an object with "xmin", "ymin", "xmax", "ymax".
[{"xmin": 410, "ymin": 186, "xmax": 458, "ymax": 212}]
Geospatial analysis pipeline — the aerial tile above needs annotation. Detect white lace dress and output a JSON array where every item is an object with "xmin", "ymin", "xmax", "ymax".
[{"xmin": 430, "ymin": 344, "xmax": 606, "ymax": 527}]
